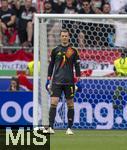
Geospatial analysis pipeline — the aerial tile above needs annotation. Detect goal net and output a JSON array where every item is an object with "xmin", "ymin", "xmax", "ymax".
[{"xmin": 33, "ymin": 14, "xmax": 127, "ymax": 129}]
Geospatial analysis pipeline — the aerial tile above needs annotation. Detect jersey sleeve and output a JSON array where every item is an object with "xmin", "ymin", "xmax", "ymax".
[
  {"xmin": 47, "ymin": 49, "xmax": 56, "ymax": 78},
  {"xmin": 74, "ymin": 49, "xmax": 81, "ymax": 77}
]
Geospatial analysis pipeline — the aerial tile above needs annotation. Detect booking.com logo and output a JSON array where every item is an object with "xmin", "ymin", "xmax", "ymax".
[
  {"xmin": 57, "ymin": 102, "xmax": 127, "ymax": 129},
  {"xmin": 0, "ymin": 101, "xmax": 127, "ymax": 129}
]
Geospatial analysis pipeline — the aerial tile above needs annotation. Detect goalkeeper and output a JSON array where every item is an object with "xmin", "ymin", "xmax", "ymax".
[{"xmin": 46, "ymin": 29, "xmax": 81, "ymax": 135}]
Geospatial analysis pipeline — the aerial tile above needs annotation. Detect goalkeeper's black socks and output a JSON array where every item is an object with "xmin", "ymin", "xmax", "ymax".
[
  {"xmin": 49, "ymin": 104, "xmax": 57, "ymax": 129},
  {"xmin": 67, "ymin": 107, "xmax": 74, "ymax": 129}
]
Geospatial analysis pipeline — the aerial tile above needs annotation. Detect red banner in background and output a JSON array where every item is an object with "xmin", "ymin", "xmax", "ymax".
[
  {"xmin": 0, "ymin": 50, "xmax": 33, "ymax": 70},
  {"xmin": 79, "ymin": 49, "xmax": 121, "ymax": 77},
  {"xmin": 0, "ymin": 49, "xmax": 121, "ymax": 76},
  {"xmin": 79, "ymin": 49, "xmax": 121, "ymax": 64},
  {"xmin": 0, "ymin": 49, "xmax": 33, "ymax": 61}
]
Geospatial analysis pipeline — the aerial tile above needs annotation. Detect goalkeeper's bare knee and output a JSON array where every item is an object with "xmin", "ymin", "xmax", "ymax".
[
  {"xmin": 67, "ymin": 99, "xmax": 74, "ymax": 109},
  {"xmin": 51, "ymin": 97, "xmax": 59, "ymax": 106}
]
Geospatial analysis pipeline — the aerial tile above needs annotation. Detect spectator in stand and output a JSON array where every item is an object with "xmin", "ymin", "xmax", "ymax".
[
  {"xmin": 11, "ymin": 0, "xmax": 24, "ymax": 15},
  {"xmin": 9, "ymin": 76, "xmax": 26, "ymax": 91},
  {"xmin": 7, "ymin": 61, "xmax": 35, "ymax": 92},
  {"xmin": 78, "ymin": 0, "xmax": 94, "ymax": 14},
  {"xmin": 77, "ymin": 31, "xmax": 86, "ymax": 49},
  {"xmin": 0, "ymin": 0, "xmax": 16, "ymax": 46},
  {"xmin": 75, "ymin": 0, "xmax": 83, "ymax": 12},
  {"xmin": 102, "ymin": 2, "xmax": 111, "ymax": 14},
  {"xmin": 90, "ymin": 0, "xmax": 105, "ymax": 14},
  {"xmin": 14, "ymin": 0, "xmax": 36, "ymax": 47},
  {"xmin": 26, "ymin": 60, "xmax": 40, "ymax": 76},
  {"xmin": 91, "ymin": 0, "xmax": 103, "ymax": 9},
  {"xmin": 52, "ymin": 0, "xmax": 65, "ymax": 13},
  {"xmin": 63, "ymin": 0, "xmax": 77, "ymax": 14},
  {"xmin": 44, "ymin": 0, "xmax": 56, "ymax": 13},
  {"xmin": 9, "ymin": 77, "xmax": 19, "ymax": 91},
  {"xmin": 114, "ymin": 48, "xmax": 127, "ymax": 76}
]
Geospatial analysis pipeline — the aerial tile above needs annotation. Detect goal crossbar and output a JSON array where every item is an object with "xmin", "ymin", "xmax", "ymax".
[{"xmin": 34, "ymin": 14, "xmax": 127, "ymax": 19}]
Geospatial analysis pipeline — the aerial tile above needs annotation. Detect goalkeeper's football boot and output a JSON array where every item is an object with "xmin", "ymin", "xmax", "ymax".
[{"xmin": 66, "ymin": 128, "xmax": 74, "ymax": 135}]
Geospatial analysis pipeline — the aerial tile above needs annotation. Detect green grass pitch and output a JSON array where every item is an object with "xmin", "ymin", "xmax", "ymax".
[{"xmin": 50, "ymin": 130, "xmax": 127, "ymax": 150}]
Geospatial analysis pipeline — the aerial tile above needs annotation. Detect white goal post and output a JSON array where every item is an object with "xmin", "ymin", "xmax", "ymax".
[{"xmin": 33, "ymin": 14, "xmax": 127, "ymax": 127}]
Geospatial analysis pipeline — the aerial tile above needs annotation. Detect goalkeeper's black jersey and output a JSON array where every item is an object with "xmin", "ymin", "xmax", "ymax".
[{"xmin": 48, "ymin": 44, "xmax": 81, "ymax": 85}]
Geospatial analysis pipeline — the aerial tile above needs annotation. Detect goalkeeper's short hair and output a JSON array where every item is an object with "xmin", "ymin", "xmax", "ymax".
[{"xmin": 60, "ymin": 29, "xmax": 69, "ymax": 35}]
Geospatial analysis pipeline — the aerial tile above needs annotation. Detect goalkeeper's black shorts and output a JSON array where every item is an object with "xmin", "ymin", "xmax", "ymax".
[{"xmin": 50, "ymin": 84, "xmax": 75, "ymax": 99}]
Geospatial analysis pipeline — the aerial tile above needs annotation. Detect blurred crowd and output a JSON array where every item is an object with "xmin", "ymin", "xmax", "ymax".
[
  {"xmin": 43, "ymin": 0, "xmax": 127, "ymax": 14},
  {"xmin": 0, "ymin": 0, "xmax": 127, "ymax": 50},
  {"xmin": 0, "ymin": 0, "xmax": 36, "ymax": 48},
  {"xmin": 43, "ymin": 0, "xmax": 111, "ymax": 14}
]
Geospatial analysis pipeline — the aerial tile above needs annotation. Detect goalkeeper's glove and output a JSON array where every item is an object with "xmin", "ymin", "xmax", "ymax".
[
  {"xmin": 45, "ymin": 79, "xmax": 51, "ymax": 92},
  {"xmin": 75, "ymin": 81, "xmax": 82, "ymax": 92}
]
